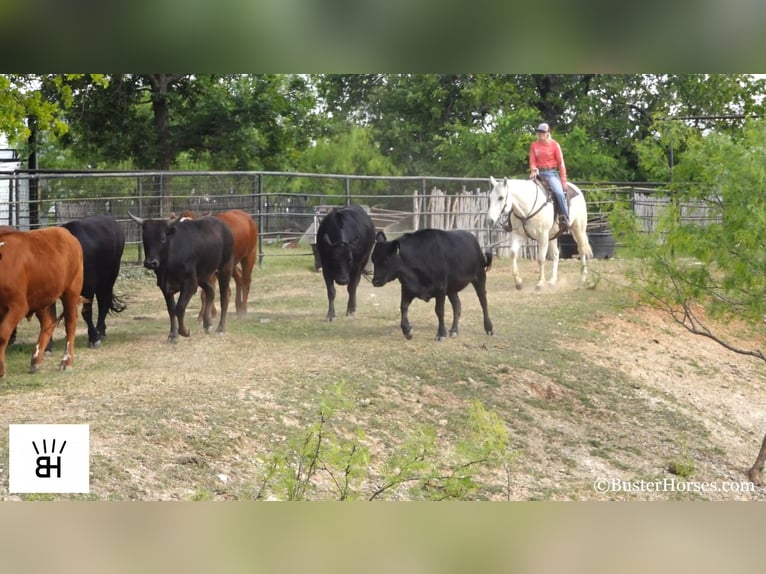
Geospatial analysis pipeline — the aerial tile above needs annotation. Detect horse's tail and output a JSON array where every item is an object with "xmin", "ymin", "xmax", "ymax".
[
  {"xmin": 483, "ymin": 250, "xmax": 493, "ymax": 271},
  {"xmin": 581, "ymin": 236, "xmax": 594, "ymax": 259},
  {"xmin": 574, "ymin": 222, "xmax": 594, "ymax": 259}
]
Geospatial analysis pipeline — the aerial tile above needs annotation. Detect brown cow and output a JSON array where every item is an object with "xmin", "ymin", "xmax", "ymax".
[
  {"xmin": 173, "ymin": 210, "xmax": 258, "ymax": 317},
  {"xmin": 0, "ymin": 227, "xmax": 84, "ymax": 377}
]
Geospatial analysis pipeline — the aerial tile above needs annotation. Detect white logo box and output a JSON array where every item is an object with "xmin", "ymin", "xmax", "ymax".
[{"xmin": 8, "ymin": 424, "xmax": 90, "ymax": 494}]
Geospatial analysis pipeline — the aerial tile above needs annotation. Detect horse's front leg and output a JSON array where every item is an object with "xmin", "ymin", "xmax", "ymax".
[
  {"xmin": 535, "ymin": 236, "xmax": 549, "ymax": 290},
  {"xmin": 510, "ymin": 234, "xmax": 523, "ymax": 290},
  {"xmin": 548, "ymin": 238, "xmax": 560, "ymax": 286}
]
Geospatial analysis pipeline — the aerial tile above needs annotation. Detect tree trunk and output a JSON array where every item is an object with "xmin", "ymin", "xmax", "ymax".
[
  {"xmin": 27, "ymin": 115, "xmax": 39, "ymax": 229},
  {"xmin": 748, "ymin": 433, "xmax": 766, "ymax": 486},
  {"xmin": 147, "ymin": 74, "xmax": 182, "ymax": 215}
]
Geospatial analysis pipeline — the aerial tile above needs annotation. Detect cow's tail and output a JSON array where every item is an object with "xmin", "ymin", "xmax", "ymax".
[
  {"xmin": 483, "ymin": 250, "xmax": 493, "ymax": 271},
  {"xmin": 109, "ymin": 293, "xmax": 127, "ymax": 314}
]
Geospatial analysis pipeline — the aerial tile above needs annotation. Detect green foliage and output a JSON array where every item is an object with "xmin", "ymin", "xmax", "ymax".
[
  {"xmin": 7, "ymin": 74, "xmax": 766, "ymax": 183},
  {"xmin": 667, "ymin": 436, "xmax": 695, "ymax": 479},
  {"xmin": 258, "ymin": 381, "xmax": 368, "ymax": 501},
  {"xmin": 614, "ymin": 120, "xmax": 766, "ymax": 360},
  {"xmin": 257, "ymin": 384, "xmax": 515, "ymax": 501},
  {"xmin": 0, "ymin": 74, "xmax": 105, "ymax": 150},
  {"xmin": 292, "ymin": 125, "xmax": 399, "ymax": 196}
]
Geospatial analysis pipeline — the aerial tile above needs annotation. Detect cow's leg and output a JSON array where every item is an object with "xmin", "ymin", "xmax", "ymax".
[
  {"xmin": 323, "ymin": 270, "xmax": 337, "ymax": 322},
  {"xmin": 163, "ymin": 290, "xmax": 180, "ymax": 343},
  {"xmin": 30, "ymin": 307, "xmax": 56, "ymax": 373},
  {"xmin": 0, "ymin": 307, "xmax": 25, "ymax": 378},
  {"xmin": 547, "ymin": 238, "xmax": 560, "ymax": 286},
  {"xmin": 434, "ymin": 293, "xmax": 448, "ymax": 341},
  {"xmin": 510, "ymin": 234, "xmax": 524, "ymax": 290},
  {"xmin": 197, "ymin": 287, "xmax": 207, "ymax": 322},
  {"xmin": 199, "ymin": 281, "xmax": 215, "ymax": 334},
  {"xmin": 95, "ymin": 289, "xmax": 110, "ymax": 342},
  {"xmin": 198, "ymin": 273, "xmax": 219, "ymax": 321},
  {"xmin": 239, "ymin": 251, "xmax": 256, "ymax": 315},
  {"xmin": 175, "ymin": 279, "xmax": 198, "ymax": 338},
  {"xmin": 81, "ymin": 298, "xmax": 99, "ymax": 348},
  {"xmin": 448, "ymin": 292, "xmax": 461, "ymax": 337},
  {"xmin": 232, "ymin": 265, "xmax": 244, "ymax": 315},
  {"xmin": 43, "ymin": 303, "xmax": 55, "ymax": 354},
  {"xmin": 400, "ymin": 287, "xmax": 415, "ymax": 340},
  {"xmin": 215, "ymin": 266, "xmax": 232, "ymax": 334},
  {"xmin": 210, "ymin": 273, "xmax": 219, "ymax": 319},
  {"xmin": 58, "ymin": 290, "xmax": 80, "ymax": 371},
  {"xmin": 472, "ymin": 273, "xmax": 494, "ymax": 336},
  {"xmin": 346, "ymin": 268, "xmax": 362, "ymax": 317}
]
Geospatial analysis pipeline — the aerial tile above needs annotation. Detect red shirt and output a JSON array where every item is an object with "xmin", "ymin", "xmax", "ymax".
[{"xmin": 529, "ymin": 139, "xmax": 567, "ymax": 188}]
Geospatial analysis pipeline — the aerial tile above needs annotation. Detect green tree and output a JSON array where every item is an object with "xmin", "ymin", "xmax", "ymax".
[
  {"xmin": 615, "ymin": 119, "xmax": 766, "ymax": 361},
  {"xmin": 621, "ymin": 113, "xmax": 766, "ymax": 485},
  {"xmin": 58, "ymin": 74, "xmax": 320, "ymax": 171}
]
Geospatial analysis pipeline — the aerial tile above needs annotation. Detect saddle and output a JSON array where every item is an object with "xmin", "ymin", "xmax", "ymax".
[{"xmin": 535, "ymin": 177, "xmax": 580, "ymax": 233}]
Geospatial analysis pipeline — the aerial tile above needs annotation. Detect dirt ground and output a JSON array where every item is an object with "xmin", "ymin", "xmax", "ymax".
[
  {"xmin": 570, "ymin": 304, "xmax": 766, "ymax": 499},
  {"xmin": 1, "ymin": 255, "xmax": 765, "ymax": 501}
]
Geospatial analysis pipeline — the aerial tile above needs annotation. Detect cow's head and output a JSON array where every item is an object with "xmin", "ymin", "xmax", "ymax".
[
  {"xmin": 128, "ymin": 212, "xmax": 175, "ymax": 271},
  {"xmin": 322, "ymin": 234, "xmax": 354, "ymax": 285},
  {"xmin": 371, "ymin": 231, "xmax": 400, "ymax": 287}
]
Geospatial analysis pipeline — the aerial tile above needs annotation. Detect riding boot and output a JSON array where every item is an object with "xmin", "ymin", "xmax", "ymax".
[{"xmin": 556, "ymin": 197, "xmax": 570, "ymax": 230}]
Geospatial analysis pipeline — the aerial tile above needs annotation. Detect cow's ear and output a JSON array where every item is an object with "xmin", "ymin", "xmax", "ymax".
[{"xmin": 375, "ymin": 231, "xmax": 387, "ymax": 243}]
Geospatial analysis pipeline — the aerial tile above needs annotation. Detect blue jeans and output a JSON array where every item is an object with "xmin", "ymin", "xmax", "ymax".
[{"xmin": 539, "ymin": 169, "xmax": 569, "ymax": 222}]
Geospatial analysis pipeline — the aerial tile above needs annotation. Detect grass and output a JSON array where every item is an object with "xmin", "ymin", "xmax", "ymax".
[{"xmin": 0, "ymin": 245, "xmax": 759, "ymax": 500}]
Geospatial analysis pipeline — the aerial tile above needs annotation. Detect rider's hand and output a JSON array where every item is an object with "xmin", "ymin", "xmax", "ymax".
[{"xmin": 529, "ymin": 169, "xmax": 538, "ymax": 179}]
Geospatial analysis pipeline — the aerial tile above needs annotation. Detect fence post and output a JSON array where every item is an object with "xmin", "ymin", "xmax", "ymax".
[
  {"xmin": 257, "ymin": 173, "xmax": 264, "ymax": 266},
  {"xmin": 136, "ymin": 175, "xmax": 144, "ymax": 265},
  {"xmin": 345, "ymin": 176, "xmax": 351, "ymax": 206}
]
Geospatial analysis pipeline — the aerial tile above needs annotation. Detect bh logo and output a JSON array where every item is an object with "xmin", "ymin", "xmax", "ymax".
[
  {"xmin": 33, "ymin": 438, "xmax": 66, "ymax": 478},
  {"xmin": 8, "ymin": 424, "xmax": 90, "ymax": 494}
]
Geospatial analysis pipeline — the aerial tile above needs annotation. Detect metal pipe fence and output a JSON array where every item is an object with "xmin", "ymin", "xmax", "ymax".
[{"xmin": 0, "ymin": 169, "xmax": 712, "ymax": 266}]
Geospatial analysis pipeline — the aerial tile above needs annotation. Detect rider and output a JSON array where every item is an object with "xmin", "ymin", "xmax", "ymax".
[{"xmin": 528, "ymin": 122, "xmax": 570, "ymax": 229}]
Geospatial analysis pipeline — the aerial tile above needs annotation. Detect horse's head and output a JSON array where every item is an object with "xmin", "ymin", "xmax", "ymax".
[{"xmin": 487, "ymin": 176, "xmax": 512, "ymax": 227}]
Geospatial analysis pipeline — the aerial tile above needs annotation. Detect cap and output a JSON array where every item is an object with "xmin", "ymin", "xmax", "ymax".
[{"xmin": 536, "ymin": 123, "xmax": 550, "ymax": 133}]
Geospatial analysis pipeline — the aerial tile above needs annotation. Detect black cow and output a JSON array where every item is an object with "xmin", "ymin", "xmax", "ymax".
[
  {"xmin": 128, "ymin": 212, "xmax": 234, "ymax": 342},
  {"xmin": 371, "ymin": 229, "xmax": 494, "ymax": 341},
  {"xmin": 315, "ymin": 205, "xmax": 376, "ymax": 321},
  {"xmin": 62, "ymin": 215, "xmax": 126, "ymax": 348}
]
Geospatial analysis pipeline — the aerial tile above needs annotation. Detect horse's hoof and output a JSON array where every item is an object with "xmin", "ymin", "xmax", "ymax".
[
  {"xmin": 89, "ymin": 340, "xmax": 102, "ymax": 349},
  {"xmin": 29, "ymin": 363, "xmax": 41, "ymax": 374},
  {"xmin": 403, "ymin": 329, "xmax": 413, "ymax": 340},
  {"xmin": 449, "ymin": 331, "xmax": 458, "ymax": 338},
  {"xmin": 435, "ymin": 335, "xmax": 448, "ymax": 342},
  {"xmin": 515, "ymin": 284, "xmax": 523, "ymax": 291}
]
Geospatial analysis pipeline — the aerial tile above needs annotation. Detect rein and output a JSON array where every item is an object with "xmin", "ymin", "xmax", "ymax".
[{"xmin": 504, "ymin": 180, "xmax": 556, "ymax": 238}]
